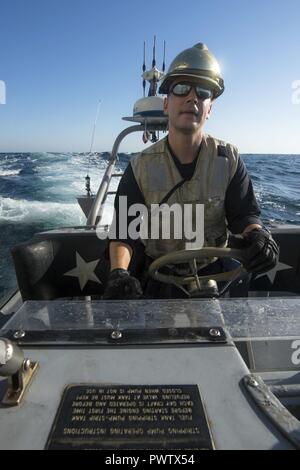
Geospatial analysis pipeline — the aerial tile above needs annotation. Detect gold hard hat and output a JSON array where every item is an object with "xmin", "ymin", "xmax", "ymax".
[{"xmin": 159, "ymin": 43, "xmax": 224, "ymax": 98}]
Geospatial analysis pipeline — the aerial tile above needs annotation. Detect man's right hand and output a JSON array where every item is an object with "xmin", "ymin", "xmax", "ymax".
[
  {"xmin": 103, "ymin": 268, "xmax": 143, "ymax": 300},
  {"xmin": 228, "ymin": 228, "xmax": 279, "ymax": 275}
]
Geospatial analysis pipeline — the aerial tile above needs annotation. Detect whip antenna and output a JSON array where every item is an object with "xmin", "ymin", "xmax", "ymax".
[
  {"xmin": 143, "ymin": 41, "xmax": 146, "ymax": 97},
  {"xmin": 86, "ymin": 99, "xmax": 101, "ymax": 196},
  {"xmin": 152, "ymin": 35, "xmax": 156, "ymax": 68},
  {"xmin": 89, "ymin": 99, "xmax": 101, "ymax": 156}
]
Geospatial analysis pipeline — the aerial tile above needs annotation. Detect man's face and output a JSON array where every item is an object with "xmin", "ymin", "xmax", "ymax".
[{"xmin": 164, "ymin": 77, "xmax": 213, "ymax": 135}]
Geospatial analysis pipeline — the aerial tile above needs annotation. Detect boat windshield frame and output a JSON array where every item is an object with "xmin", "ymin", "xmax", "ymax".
[{"xmin": 1, "ymin": 297, "xmax": 300, "ymax": 346}]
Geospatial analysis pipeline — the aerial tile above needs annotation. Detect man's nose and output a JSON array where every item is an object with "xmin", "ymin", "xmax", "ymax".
[{"xmin": 186, "ymin": 87, "xmax": 198, "ymax": 103}]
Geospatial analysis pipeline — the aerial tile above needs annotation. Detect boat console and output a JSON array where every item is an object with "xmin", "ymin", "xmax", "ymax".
[{"xmin": 1, "ymin": 297, "xmax": 300, "ymax": 449}]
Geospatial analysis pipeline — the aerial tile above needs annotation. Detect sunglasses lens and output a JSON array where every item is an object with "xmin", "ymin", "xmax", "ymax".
[
  {"xmin": 195, "ymin": 87, "xmax": 212, "ymax": 100},
  {"xmin": 171, "ymin": 83, "xmax": 191, "ymax": 96}
]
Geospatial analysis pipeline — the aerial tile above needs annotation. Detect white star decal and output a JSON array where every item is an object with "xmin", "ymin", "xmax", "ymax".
[
  {"xmin": 255, "ymin": 261, "xmax": 293, "ymax": 284},
  {"xmin": 64, "ymin": 252, "xmax": 102, "ymax": 290}
]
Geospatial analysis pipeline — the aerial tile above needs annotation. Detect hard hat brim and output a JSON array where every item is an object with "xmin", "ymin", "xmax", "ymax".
[{"xmin": 159, "ymin": 72, "xmax": 224, "ymax": 98}]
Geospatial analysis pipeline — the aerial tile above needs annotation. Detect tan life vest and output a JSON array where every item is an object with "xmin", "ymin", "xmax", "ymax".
[{"xmin": 130, "ymin": 135, "xmax": 239, "ymax": 259}]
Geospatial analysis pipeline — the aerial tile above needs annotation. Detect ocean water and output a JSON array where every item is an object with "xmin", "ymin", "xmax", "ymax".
[{"xmin": 0, "ymin": 151, "xmax": 299, "ymax": 300}]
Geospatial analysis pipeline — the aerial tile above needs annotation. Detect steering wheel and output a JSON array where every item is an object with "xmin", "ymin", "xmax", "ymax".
[{"xmin": 148, "ymin": 247, "xmax": 246, "ymax": 288}]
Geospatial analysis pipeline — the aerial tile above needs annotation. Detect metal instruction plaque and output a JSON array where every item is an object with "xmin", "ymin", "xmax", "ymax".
[{"xmin": 45, "ymin": 384, "xmax": 213, "ymax": 450}]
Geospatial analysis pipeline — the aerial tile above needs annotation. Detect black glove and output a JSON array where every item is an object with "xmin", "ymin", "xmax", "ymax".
[
  {"xmin": 103, "ymin": 269, "xmax": 143, "ymax": 300},
  {"xmin": 242, "ymin": 227, "xmax": 279, "ymax": 275}
]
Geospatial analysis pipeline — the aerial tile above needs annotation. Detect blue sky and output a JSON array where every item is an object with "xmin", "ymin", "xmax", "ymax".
[{"xmin": 0, "ymin": 0, "xmax": 300, "ymax": 154}]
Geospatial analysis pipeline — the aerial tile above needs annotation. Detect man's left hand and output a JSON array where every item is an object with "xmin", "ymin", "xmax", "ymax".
[{"xmin": 242, "ymin": 227, "xmax": 279, "ymax": 274}]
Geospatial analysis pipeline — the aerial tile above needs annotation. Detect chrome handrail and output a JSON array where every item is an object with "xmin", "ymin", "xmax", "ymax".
[{"xmin": 86, "ymin": 122, "xmax": 167, "ymax": 226}]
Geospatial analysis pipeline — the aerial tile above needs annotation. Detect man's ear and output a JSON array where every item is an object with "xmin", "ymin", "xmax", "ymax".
[
  {"xmin": 163, "ymin": 96, "xmax": 169, "ymax": 114},
  {"xmin": 206, "ymin": 101, "xmax": 213, "ymax": 119}
]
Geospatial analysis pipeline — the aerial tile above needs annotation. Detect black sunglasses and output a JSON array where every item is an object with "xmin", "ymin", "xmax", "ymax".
[{"xmin": 170, "ymin": 82, "xmax": 213, "ymax": 100}]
